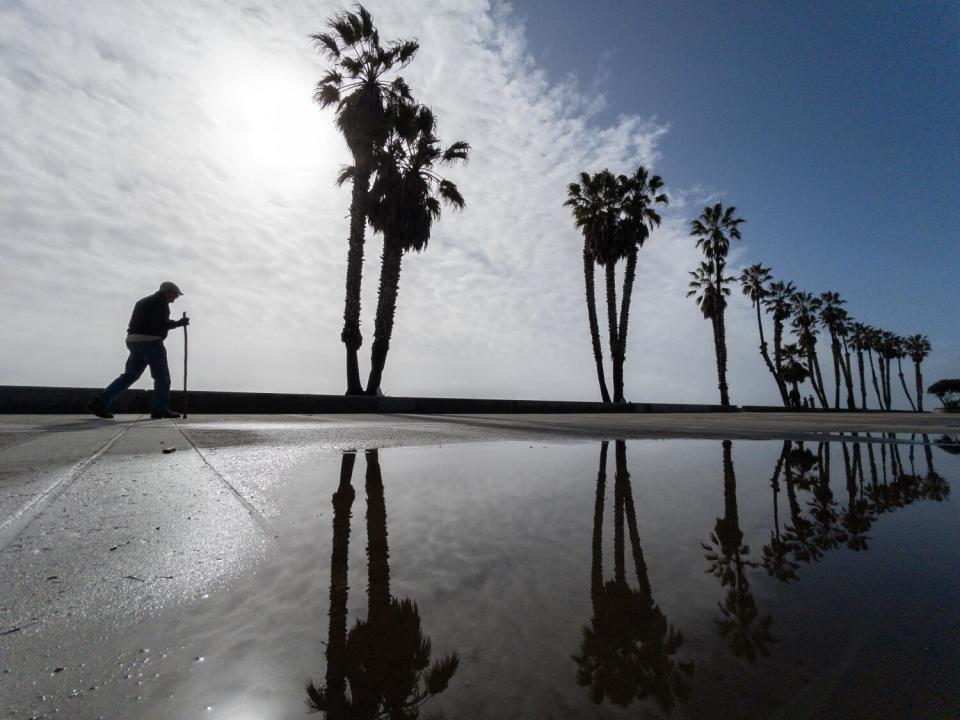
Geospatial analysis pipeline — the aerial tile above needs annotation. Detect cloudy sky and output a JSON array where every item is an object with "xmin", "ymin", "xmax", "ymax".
[{"xmin": 1, "ymin": 0, "xmax": 956, "ymax": 406}]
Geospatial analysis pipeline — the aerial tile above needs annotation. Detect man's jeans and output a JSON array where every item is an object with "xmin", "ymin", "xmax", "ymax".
[{"xmin": 99, "ymin": 340, "xmax": 171, "ymax": 411}]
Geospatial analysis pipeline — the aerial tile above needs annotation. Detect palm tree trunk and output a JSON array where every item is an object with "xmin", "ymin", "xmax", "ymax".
[
  {"xmin": 320, "ymin": 452, "xmax": 357, "ymax": 715},
  {"xmin": 867, "ymin": 348, "xmax": 884, "ymax": 409},
  {"xmin": 583, "ymin": 246, "xmax": 611, "ymax": 403},
  {"xmin": 343, "ymin": 169, "xmax": 370, "ymax": 395},
  {"xmin": 365, "ymin": 238, "xmax": 403, "ymax": 395},
  {"xmin": 884, "ymin": 358, "xmax": 893, "ymax": 410},
  {"xmin": 808, "ymin": 347, "xmax": 829, "ymax": 408},
  {"xmin": 591, "ymin": 442, "xmax": 608, "ymax": 610},
  {"xmin": 605, "ymin": 263, "xmax": 621, "ymax": 404},
  {"xmin": 617, "ymin": 440, "xmax": 651, "ymax": 599},
  {"xmin": 914, "ymin": 361, "xmax": 925, "ymax": 412},
  {"xmin": 756, "ymin": 303, "xmax": 788, "ymax": 405},
  {"xmin": 841, "ymin": 340, "xmax": 857, "ymax": 409},
  {"xmin": 712, "ymin": 313, "xmax": 731, "ymax": 406},
  {"xmin": 773, "ymin": 318, "xmax": 788, "ymax": 407},
  {"xmin": 857, "ymin": 349, "xmax": 867, "ymax": 409},
  {"xmin": 830, "ymin": 335, "xmax": 842, "ymax": 409},
  {"xmin": 896, "ymin": 357, "xmax": 916, "ymax": 411},
  {"xmin": 614, "ymin": 249, "xmax": 638, "ymax": 403},
  {"xmin": 364, "ymin": 448, "xmax": 390, "ymax": 620}
]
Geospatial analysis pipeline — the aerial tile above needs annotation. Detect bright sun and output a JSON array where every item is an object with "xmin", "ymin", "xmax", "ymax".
[{"xmin": 200, "ymin": 47, "xmax": 342, "ymax": 192}]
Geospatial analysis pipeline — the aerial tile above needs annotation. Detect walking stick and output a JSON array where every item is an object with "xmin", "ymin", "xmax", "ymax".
[{"xmin": 182, "ymin": 311, "xmax": 189, "ymax": 419}]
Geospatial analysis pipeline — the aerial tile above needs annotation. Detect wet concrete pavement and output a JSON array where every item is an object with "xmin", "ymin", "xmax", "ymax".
[{"xmin": 1, "ymin": 412, "xmax": 958, "ymax": 717}]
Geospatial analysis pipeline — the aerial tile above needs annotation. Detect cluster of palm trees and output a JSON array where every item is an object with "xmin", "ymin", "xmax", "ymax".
[
  {"xmin": 684, "ymin": 202, "xmax": 933, "ymax": 410},
  {"xmin": 565, "ymin": 168, "xmax": 668, "ymax": 402},
  {"xmin": 314, "ymin": 5, "xmax": 469, "ymax": 396}
]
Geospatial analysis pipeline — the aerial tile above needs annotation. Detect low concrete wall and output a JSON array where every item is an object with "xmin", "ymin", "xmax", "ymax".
[{"xmin": 0, "ymin": 385, "xmax": 735, "ymax": 414}]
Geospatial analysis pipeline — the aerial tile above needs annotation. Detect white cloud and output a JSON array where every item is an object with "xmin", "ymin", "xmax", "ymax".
[{"xmin": 0, "ymin": 0, "xmax": 899, "ymax": 406}]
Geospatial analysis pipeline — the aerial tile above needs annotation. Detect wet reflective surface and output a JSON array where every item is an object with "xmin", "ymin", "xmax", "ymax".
[{"xmin": 5, "ymin": 434, "xmax": 959, "ymax": 719}]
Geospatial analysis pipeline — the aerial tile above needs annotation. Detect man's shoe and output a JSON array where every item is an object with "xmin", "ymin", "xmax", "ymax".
[
  {"xmin": 87, "ymin": 398, "xmax": 113, "ymax": 419},
  {"xmin": 150, "ymin": 409, "xmax": 182, "ymax": 419}
]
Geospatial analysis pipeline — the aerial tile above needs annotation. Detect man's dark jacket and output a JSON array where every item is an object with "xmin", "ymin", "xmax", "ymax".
[{"xmin": 128, "ymin": 292, "xmax": 179, "ymax": 339}]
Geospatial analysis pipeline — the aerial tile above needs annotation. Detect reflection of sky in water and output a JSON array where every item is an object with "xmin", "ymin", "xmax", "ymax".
[{"xmin": 11, "ymin": 436, "xmax": 960, "ymax": 719}]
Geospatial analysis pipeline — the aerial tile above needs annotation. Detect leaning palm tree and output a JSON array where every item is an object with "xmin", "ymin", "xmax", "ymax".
[
  {"xmin": 740, "ymin": 264, "xmax": 787, "ymax": 405},
  {"xmin": 875, "ymin": 330, "xmax": 898, "ymax": 410},
  {"xmin": 566, "ymin": 171, "xmax": 621, "ymax": 402},
  {"xmin": 313, "ymin": 5, "xmax": 419, "ymax": 394},
  {"xmin": 763, "ymin": 279, "xmax": 796, "ymax": 407},
  {"xmin": 790, "ymin": 292, "xmax": 828, "ymax": 408},
  {"xmin": 904, "ymin": 335, "xmax": 932, "ymax": 412},
  {"xmin": 690, "ymin": 204, "xmax": 744, "ymax": 406},
  {"xmin": 611, "ymin": 167, "xmax": 668, "ymax": 402},
  {"xmin": 363, "ymin": 102, "xmax": 469, "ymax": 395}
]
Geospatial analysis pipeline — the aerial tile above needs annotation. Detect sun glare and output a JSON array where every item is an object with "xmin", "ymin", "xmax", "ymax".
[{"xmin": 200, "ymin": 47, "xmax": 342, "ymax": 193}]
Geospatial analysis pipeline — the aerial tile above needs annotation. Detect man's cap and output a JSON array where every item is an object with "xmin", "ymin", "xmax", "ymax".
[{"xmin": 159, "ymin": 281, "xmax": 183, "ymax": 296}]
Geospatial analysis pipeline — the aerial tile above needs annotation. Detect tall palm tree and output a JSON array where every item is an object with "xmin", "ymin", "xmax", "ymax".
[
  {"xmin": 817, "ymin": 291, "xmax": 849, "ymax": 409},
  {"xmin": 790, "ymin": 292, "xmax": 828, "ymax": 408},
  {"xmin": 612, "ymin": 168, "xmax": 668, "ymax": 403},
  {"xmin": 763, "ymin": 279, "xmax": 796, "ymax": 406},
  {"xmin": 690, "ymin": 204, "xmax": 744, "ymax": 406},
  {"xmin": 740, "ymin": 264, "xmax": 788, "ymax": 405},
  {"xmin": 313, "ymin": 5, "xmax": 419, "ymax": 395},
  {"xmin": 565, "ymin": 171, "xmax": 620, "ymax": 402},
  {"xmin": 904, "ymin": 334, "xmax": 932, "ymax": 412},
  {"xmin": 688, "ymin": 261, "xmax": 733, "ymax": 404},
  {"xmin": 364, "ymin": 102, "xmax": 469, "ymax": 395},
  {"xmin": 837, "ymin": 316, "xmax": 858, "ymax": 409}
]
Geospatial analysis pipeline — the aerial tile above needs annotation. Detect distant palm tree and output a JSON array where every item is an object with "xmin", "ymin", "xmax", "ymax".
[
  {"xmin": 780, "ymin": 343, "xmax": 809, "ymax": 407},
  {"xmin": 690, "ymin": 204, "xmax": 744, "ymax": 406},
  {"xmin": 313, "ymin": 5, "xmax": 419, "ymax": 395},
  {"xmin": 612, "ymin": 168, "xmax": 668, "ymax": 402},
  {"xmin": 364, "ymin": 102, "xmax": 469, "ymax": 395},
  {"xmin": 876, "ymin": 330, "xmax": 898, "ymax": 410},
  {"xmin": 740, "ymin": 264, "xmax": 788, "ymax": 405},
  {"xmin": 887, "ymin": 335, "xmax": 916, "ymax": 412},
  {"xmin": 565, "ymin": 170, "xmax": 620, "ymax": 402},
  {"xmin": 763, "ymin": 280, "xmax": 796, "ymax": 406},
  {"xmin": 790, "ymin": 292, "xmax": 828, "ymax": 408},
  {"xmin": 904, "ymin": 334, "xmax": 932, "ymax": 412}
]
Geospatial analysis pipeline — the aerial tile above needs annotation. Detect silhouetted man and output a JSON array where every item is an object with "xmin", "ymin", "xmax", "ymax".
[{"xmin": 87, "ymin": 281, "xmax": 190, "ymax": 419}]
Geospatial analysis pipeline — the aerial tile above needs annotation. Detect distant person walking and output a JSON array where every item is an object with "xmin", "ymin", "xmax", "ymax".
[{"xmin": 87, "ymin": 282, "xmax": 190, "ymax": 419}]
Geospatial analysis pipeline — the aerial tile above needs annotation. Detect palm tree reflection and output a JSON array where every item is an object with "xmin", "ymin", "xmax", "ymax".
[
  {"xmin": 702, "ymin": 440, "xmax": 775, "ymax": 662},
  {"xmin": 763, "ymin": 434, "xmax": 950, "ymax": 582},
  {"xmin": 574, "ymin": 441, "xmax": 693, "ymax": 712},
  {"xmin": 307, "ymin": 450, "xmax": 459, "ymax": 718}
]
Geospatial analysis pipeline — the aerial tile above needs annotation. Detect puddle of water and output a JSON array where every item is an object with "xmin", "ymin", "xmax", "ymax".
[{"xmin": 6, "ymin": 434, "xmax": 959, "ymax": 719}]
